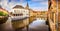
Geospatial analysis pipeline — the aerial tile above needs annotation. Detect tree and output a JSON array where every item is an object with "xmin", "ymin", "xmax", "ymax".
[
  {"xmin": 0, "ymin": 11, "xmax": 4, "ymax": 16},
  {"xmin": 0, "ymin": 11, "xmax": 8, "ymax": 16}
]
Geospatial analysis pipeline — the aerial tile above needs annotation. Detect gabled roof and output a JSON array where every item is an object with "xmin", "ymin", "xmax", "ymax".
[{"xmin": 13, "ymin": 5, "xmax": 24, "ymax": 9}]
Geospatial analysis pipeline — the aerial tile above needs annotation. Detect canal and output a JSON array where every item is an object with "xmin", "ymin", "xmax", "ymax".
[
  {"xmin": 22, "ymin": 18, "xmax": 49, "ymax": 31},
  {"xmin": 0, "ymin": 17, "xmax": 49, "ymax": 31}
]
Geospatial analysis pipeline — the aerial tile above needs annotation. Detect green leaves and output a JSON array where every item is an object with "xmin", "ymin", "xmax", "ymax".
[
  {"xmin": 0, "ymin": 11, "xmax": 8, "ymax": 16},
  {"xmin": 0, "ymin": 11, "xmax": 3, "ymax": 16}
]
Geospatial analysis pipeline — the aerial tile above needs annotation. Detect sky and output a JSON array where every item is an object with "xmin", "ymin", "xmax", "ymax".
[{"xmin": 0, "ymin": 0, "xmax": 48, "ymax": 12}]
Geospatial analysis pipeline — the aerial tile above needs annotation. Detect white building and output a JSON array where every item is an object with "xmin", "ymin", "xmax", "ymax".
[{"xmin": 11, "ymin": 3, "xmax": 30, "ymax": 20}]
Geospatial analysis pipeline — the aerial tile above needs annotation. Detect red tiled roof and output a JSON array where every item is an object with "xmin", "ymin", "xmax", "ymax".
[{"xmin": 0, "ymin": 7, "xmax": 8, "ymax": 13}]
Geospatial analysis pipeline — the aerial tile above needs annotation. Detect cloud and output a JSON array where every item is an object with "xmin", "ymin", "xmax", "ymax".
[
  {"xmin": 31, "ymin": 0, "xmax": 43, "ymax": 1},
  {"xmin": 0, "ymin": 0, "xmax": 2, "ymax": 2},
  {"xmin": 40, "ymin": 1, "xmax": 48, "ymax": 5},
  {"xmin": 0, "ymin": 0, "xmax": 48, "ymax": 11},
  {"xmin": 29, "ymin": 0, "xmax": 48, "ymax": 11},
  {"xmin": 0, "ymin": 0, "xmax": 8, "ymax": 9},
  {"xmin": 8, "ymin": 0, "xmax": 27, "ymax": 3},
  {"xmin": 0, "ymin": 0, "xmax": 8, "ymax": 6},
  {"xmin": 31, "ymin": 0, "xmax": 48, "ymax": 2},
  {"xmin": 31, "ymin": 7, "xmax": 48, "ymax": 11},
  {"xmin": 0, "ymin": 0, "xmax": 14, "ymax": 12}
]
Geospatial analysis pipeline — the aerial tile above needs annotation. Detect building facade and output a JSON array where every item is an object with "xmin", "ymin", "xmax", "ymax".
[
  {"xmin": 13, "ymin": 5, "xmax": 29, "ymax": 17},
  {"xmin": 11, "ymin": 3, "xmax": 30, "ymax": 20},
  {"xmin": 58, "ymin": 0, "xmax": 60, "ymax": 31},
  {"xmin": 48, "ymin": 0, "xmax": 57, "ymax": 31}
]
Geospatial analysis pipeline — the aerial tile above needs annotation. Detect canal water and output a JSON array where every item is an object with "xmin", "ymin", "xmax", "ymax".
[
  {"xmin": 29, "ymin": 18, "xmax": 46, "ymax": 28},
  {"xmin": 28, "ymin": 18, "xmax": 49, "ymax": 31},
  {"xmin": 0, "ymin": 17, "xmax": 49, "ymax": 31}
]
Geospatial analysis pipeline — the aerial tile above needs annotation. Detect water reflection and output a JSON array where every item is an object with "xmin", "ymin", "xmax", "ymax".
[
  {"xmin": 29, "ymin": 18, "xmax": 46, "ymax": 28},
  {"xmin": 3, "ymin": 17, "xmax": 13, "ymax": 31},
  {"xmin": 0, "ymin": 17, "xmax": 49, "ymax": 31},
  {"xmin": 28, "ymin": 18, "xmax": 49, "ymax": 31}
]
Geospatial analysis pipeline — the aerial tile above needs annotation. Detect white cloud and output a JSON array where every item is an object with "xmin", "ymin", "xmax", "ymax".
[
  {"xmin": 0, "ymin": 0, "xmax": 48, "ymax": 12},
  {"xmin": 0, "ymin": 0, "xmax": 8, "ymax": 7},
  {"xmin": 31, "ymin": 0, "xmax": 48, "ymax": 2},
  {"xmin": 31, "ymin": 7, "xmax": 48, "ymax": 11},
  {"xmin": 40, "ymin": 1, "xmax": 48, "ymax": 4},
  {"xmin": 20, "ymin": 0, "xmax": 25, "ymax": 2},
  {"xmin": 0, "ymin": 0, "xmax": 16, "ymax": 12},
  {"xmin": 0, "ymin": 0, "xmax": 9, "ymax": 11},
  {"xmin": 31, "ymin": 0, "xmax": 43, "ymax": 1}
]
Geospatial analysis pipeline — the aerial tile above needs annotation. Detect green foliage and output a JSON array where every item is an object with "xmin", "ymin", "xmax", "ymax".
[
  {"xmin": 0, "ymin": 11, "xmax": 8, "ymax": 16},
  {"xmin": 0, "ymin": 11, "xmax": 4, "ymax": 16}
]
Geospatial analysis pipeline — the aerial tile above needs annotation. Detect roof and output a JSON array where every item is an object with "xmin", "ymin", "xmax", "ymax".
[
  {"xmin": 0, "ymin": 5, "xmax": 8, "ymax": 14},
  {"xmin": 13, "ymin": 5, "xmax": 24, "ymax": 9}
]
